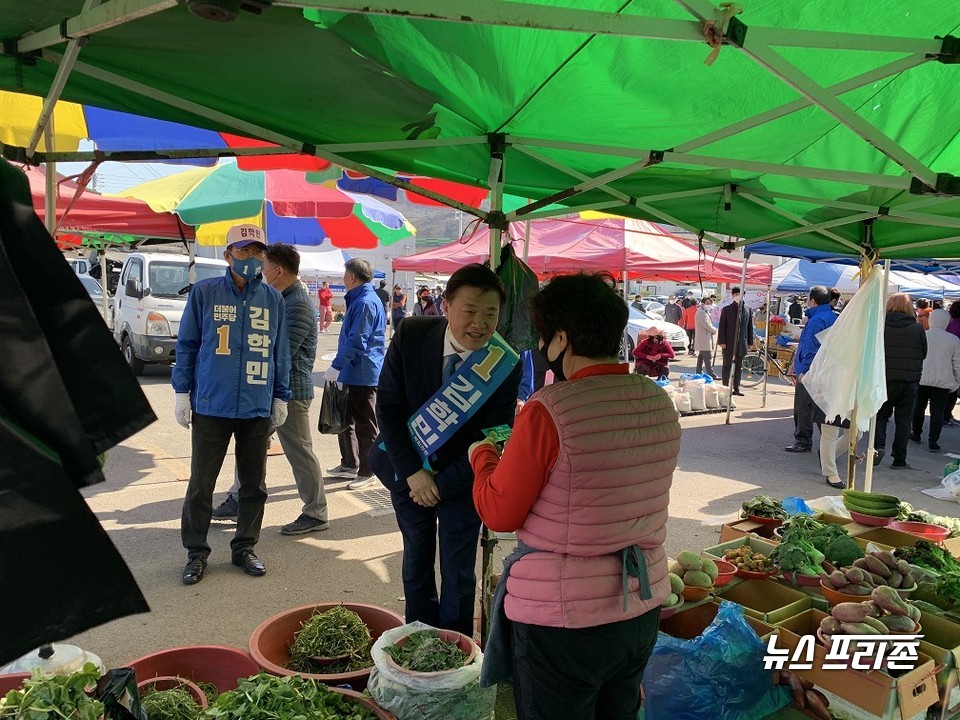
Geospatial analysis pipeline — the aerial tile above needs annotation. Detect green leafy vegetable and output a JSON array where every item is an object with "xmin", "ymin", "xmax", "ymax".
[
  {"xmin": 204, "ymin": 673, "xmax": 374, "ymax": 720},
  {"xmin": 385, "ymin": 630, "xmax": 469, "ymax": 673},
  {"xmin": 140, "ymin": 686, "xmax": 200, "ymax": 720},
  {"xmin": 740, "ymin": 495, "xmax": 788, "ymax": 520},
  {"xmin": 287, "ymin": 606, "xmax": 372, "ymax": 673},
  {"xmin": 0, "ymin": 663, "xmax": 103, "ymax": 720},
  {"xmin": 771, "ymin": 526, "xmax": 826, "ymax": 576},
  {"xmin": 195, "ymin": 683, "xmax": 219, "ymax": 706},
  {"xmin": 895, "ymin": 540, "xmax": 960, "ymax": 574},
  {"xmin": 809, "ymin": 524, "xmax": 851, "ymax": 553},
  {"xmin": 899, "ymin": 502, "xmax": 960, "ymax": 538}
]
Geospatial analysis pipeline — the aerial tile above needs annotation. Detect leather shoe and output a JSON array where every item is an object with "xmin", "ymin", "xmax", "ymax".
[
  {"xmin": 784, "ymin": 444, "xmax": 811, "ymax": 453},
  {"xmin": 233, "ymin": 551, "xmax": 266, "ymax": 577},
  {"xmin": 732, "ymin": 391, "xmax": 745, "ymax": 396},
  {"xmin": 182, "ymin": 556, "xmax": 207, "ymax": 585}
]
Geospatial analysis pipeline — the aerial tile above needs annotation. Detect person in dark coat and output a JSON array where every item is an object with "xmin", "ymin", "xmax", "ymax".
[
  {"xmin": 717, "ymin": 287, "xmax": 754, "ymax": 396},
  {"xmin": 874, "ymin": 293, "xmax": 927, "ymax": 469}
]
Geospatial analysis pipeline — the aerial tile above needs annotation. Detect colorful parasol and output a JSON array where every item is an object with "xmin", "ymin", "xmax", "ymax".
[
  {"xmin": 113, "ymin": 163, "xmax": 414, "ymax": 249},
  {"xmin": 0, "ymin": 90, "xmax": 327, "ymax": 170}
]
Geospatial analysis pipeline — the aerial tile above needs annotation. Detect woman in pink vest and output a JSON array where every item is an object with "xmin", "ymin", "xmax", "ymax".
[{"xmin": 470, "ymin": 273, "xmax": 681, "ymax": 720}]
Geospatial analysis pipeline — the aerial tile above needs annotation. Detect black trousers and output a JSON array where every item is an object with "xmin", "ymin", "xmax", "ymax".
[
  {"xmin": 876, "ymin": 380, "xmax": 920, "ymax": 464},
  {"xmin": 390, "ymin": 488, "xmax": 481, "ymax": 635},
  {"xmin": 181, "ymin": 413, "xmax": 271, "ymax": 560},
  {"xmin": 913, "ymin": 385, "xmax": 950, "ymax": 448},
  {"xmin": 721, "ymin": 348, "xmax": 744, "ymax": 392},
  {"xmin": 511, "ymin": 607, "xmax": 660, "ymax": 720},
  {"xmin": 945, "ymin": 390, "xmax": 958, "ymax": 421},
  {"xmin": 793, "ymin": 381, "xmax": 815, "ymax": 446},
  {"xmin": 686, "ymin": 329, "xmax": 695, "ymax": 353},
  {"xmin": 338, "ymin": 385, "xmax": 378, "ymax": 477}
]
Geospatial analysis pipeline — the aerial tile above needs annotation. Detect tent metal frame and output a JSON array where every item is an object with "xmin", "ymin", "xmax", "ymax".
[{"xmin": 7, "ymin": 0, "xmax": 959, "ymax": 261}]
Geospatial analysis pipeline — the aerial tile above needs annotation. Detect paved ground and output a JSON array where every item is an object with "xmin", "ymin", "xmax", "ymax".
[{"xmin": 66, "ymin": 326, "xmax": 960, "ymax": 669}]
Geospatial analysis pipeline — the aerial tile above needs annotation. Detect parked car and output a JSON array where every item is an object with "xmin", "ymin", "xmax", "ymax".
[
  {"xmin": 67, "ymin": 257, "xmax": 91, "ymax": 275},
  {"xmin": 625, "ymin": 305, "xmax": 688, "ymax": 355},
  {"xmin": 114, "ymin": 252, "xmax": 228, "ymax": 375},
  {"xmin": 79, "ymin": 274, "xmax": 113, "ymax": 324}
]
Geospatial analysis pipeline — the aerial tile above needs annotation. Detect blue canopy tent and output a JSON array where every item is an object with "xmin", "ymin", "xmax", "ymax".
[
  {"xmin": 752, "ymin": 243, "xmax": 960, "ymax": 276},
  {"xmin": 772, "ymin": 258, "xmax": 960, "ymax": 299}
]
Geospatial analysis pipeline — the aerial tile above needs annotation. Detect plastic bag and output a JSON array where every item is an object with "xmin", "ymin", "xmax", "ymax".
[
  {"xmin": 944, "ymin": 470, "xmax": 960, "ymax": 500},
  {"xmin": 781, "ymin": 496, "xmax": 816, "ymax": 516},
  {"xmin": 673, "ymin": 393, "xmax": 692, "ymax": 413},
  {"xmin": 494, "ymin": 244, "xmax": 539, "ymax": 352},
  {"xmin": 318, "ymin": 381, "xmax": 348, "ymax": 435},
  {"xmin": 367, "ymin": 622, "xmax": 495, "ymax": 720},
  {"xmin": 704, "ymin": 384, "xmax": 719, "ymax": 409},
  {"xmin": 643, "ymin": 601, "xmax": 791, "ymax": 720},
  {"xmin": 688, "ymin": 383, "xmax": 706, "ymax": 411}
]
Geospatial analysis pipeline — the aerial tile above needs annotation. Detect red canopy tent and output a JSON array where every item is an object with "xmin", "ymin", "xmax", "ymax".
[
  {"xmin": 393, "ymin": 217, "xmax": 773, "ymax": 285},
  {"xmin": 23, "ymin": 165, "xmax": 195, "ymax": 247}
]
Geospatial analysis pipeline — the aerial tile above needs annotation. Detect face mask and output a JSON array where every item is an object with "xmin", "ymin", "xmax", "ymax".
[
  {"xmin": 230, "ymin": 255, "xmax": 263, "ymax": 279},
  {"xmin": 654, "ymin": 335, "xmax": 664, "ymax": 342},
  {"xmin": 541, "ymin": 336, "xmax": 568, "ymax": 382}
]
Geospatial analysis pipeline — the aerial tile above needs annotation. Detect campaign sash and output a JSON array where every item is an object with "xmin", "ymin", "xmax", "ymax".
[{"xmin": 407, "ymin": 332, "xmax": 519, "ymax": 462}]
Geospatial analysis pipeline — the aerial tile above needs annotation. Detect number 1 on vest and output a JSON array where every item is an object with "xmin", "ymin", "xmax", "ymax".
[
  {"xmin": 472, "ymin": 345, "xmax": 504, "ymax": 381},
  {"xmin": 215, "ymin": 325, "xmax": 230, "ymax": 355}
]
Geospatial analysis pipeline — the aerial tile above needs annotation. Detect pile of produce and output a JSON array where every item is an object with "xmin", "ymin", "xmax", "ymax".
[
  {"xmin": 140, "ymin": 682, "xmax": 201, "ymax": 720},
  {"xmin": 896, "ymin": 541, "xmax": 960, "ymax": 610},
  {"xmin": 842, "ymin": 490, "xmax": 900, "ymax": 518},
  {"xmin": 0, "ymin": 663, "xmax": 103, "ymax": 720},
  {"xmin": 771, "ymin": 522, "xmax": 826, "ymax": 577},
  {"xmin": 818, "ymin": 588, "xmax": 922, "ymax": 642},
  {"xmin": 287, "ymin": 605, "xmax": 373, "ymax": 674},
  {"xmin": 666, "ymin": 551, "xmax": 719, "ymax": 604},
  {"xmin": 776, "ymin": 671, "xmax": 830, "ymax": 719},
  {"xmin": 895, "ymin": 540, "xmax": 960, "ymax": 574},
  {"xmin": 723, "ymin": 543, "xmax": 776, "ymax": 574},
  {"xmin": 207, "ymin": 674, "xmax": 375, "ymax": 720},
  {"xmin": 777, "ymin": 515, "xmax": 864, "ymax": 567},
  {"xmin": 821, "ymin": 550, "xmax": 915, "ymax": 595},
  {"xmin": 385, "ymin": 630, "xmax": 469, "ymax": 673},
  {"xmin": 898, "ymin": 502, "xmax": 960, "ymax": 537},
  {"xmin": 196, "ymin": 683, "xmax": 219, "ymax": 706},
  {"xmin": 740, "ymin": 495, "xmax": 788, "ymax": 521}
]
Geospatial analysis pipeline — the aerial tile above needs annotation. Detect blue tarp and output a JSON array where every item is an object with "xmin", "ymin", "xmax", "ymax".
[
  {"xmin": 772, "ymin": 259, "xmax": 960, "ymax": 299},
  {"xmin": 751, "ymin": 243, "xmax": 960, "ymax": 275}
]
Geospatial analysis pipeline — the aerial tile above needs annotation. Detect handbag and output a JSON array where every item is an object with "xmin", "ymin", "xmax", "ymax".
[{"xmin": 318, "ymin": 381, "xmax": 349, "ymax": 434}]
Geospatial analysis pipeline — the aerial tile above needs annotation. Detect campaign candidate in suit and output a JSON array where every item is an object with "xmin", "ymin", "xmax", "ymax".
[{"xmin": 372, "ymin": 264, "xmax": 521, "ymax": 634}]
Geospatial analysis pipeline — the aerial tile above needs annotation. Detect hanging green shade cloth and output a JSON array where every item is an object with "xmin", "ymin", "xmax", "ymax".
[{"xmin": 2, "ymin": 2, "xmax": 960, "ymax": 259}]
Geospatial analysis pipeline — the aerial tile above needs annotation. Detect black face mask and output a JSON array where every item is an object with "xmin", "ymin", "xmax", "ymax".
[
  {"xmin": 653, "ymin": 335, "xmax": 664, "ymax": 342},
  {"xmin": 540, "ymin": 337, "xmax": 568, "ymax": 382}
]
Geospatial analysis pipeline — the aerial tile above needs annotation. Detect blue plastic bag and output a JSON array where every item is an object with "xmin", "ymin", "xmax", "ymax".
[
  {"xmin": 654, "ymin": 378, "xmax": 672, "ymax": 387},
  {"xmin": 782, "ymin": 496, "xmax": 816, "ymax": 516},
  {"xmin": 642, "ymin": 602, "xmax": 791, "ymax": 720},
  {"xmin": 678, "ymin": 373, "xmax": 714, "ymax": 384}
]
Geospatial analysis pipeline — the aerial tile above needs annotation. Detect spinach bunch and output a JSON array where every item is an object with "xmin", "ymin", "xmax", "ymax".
[
  {"xmin": 140, "ymin": 687, "xmax": 200, "ymax": 720},
  {"xmin": 740, "ymin": 495, "xmax": 787, "ymax": 520},
  {"xmin": 895, "ymin": 540, "xmax": 960, "ymax": 574},
  {"xmin": 0, "ymin": 663, "xmax": 103, "ymax": 720},
  {"xmin": 385, "ymin": 631, "xmax": 469, "ymax": 673},
  {"xmin": 205, "ymin": 674, "xmax": 374, "ymax": 720}
]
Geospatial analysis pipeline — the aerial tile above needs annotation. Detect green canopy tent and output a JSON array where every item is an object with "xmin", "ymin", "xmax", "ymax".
[{"xmin": 1, "ymin": 1, "xmax": 959, "ymax": 267}]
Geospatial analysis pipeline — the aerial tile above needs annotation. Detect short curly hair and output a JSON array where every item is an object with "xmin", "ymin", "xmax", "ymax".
[{"xmin": 530, "ymin": 273, "xmax": 627, "ymax": 358}]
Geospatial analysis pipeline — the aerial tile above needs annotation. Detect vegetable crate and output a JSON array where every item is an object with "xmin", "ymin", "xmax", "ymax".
[
  {"xmin": 774, "ymin": 610, "xmax": 938, "ymax": 720},
  {"xmin": 658, "ymin": 599, "xmax": 775, "ymax": 642},
  {"xmin": 703, "ymin": 537, "xmax": 779, "ymax": 563},
  {"xmin": 715, "ymin": 579, "xmax": 813, "ymax": 625},
  {"xmin": 918, "ymin": 611, "xmax": 960, "ymax": 720}
]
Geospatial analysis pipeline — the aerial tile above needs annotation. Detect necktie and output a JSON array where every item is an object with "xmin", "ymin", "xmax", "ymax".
[{"xmin": 443, "ymin": 353, "xmax": 460, "ymax": 381}]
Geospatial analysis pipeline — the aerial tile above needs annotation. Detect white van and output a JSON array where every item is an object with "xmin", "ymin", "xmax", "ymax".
[{"xmin": 114, "ymin": 252, "xmax": 228, "ymax": 375}]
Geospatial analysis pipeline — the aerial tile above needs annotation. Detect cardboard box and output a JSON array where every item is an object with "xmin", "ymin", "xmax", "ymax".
[
  {"xmin": 703, "ymin": 536, "xmax": 779, "ymax": 562},
  {"xmin": 772, "ymin": 576, "xmax": 830, "ymax": 612},
  {"xmin": 719, "ymin": 518, "xmax": 779, "ymax": 542},
  {"xmin": 917, "ymin": 611, "xmax": 960, "ymax": 720},
  {"xmin": 717, "ymin": 579, "xmax": 814, "ymax": 624},
  {"xmin": 851, "ymin": 527, "xmax": 922, "ymax": 553},
  {"xmin": 943, "ymin": 537, "xmax": 960, "ymax": 561},
  {"xmin": 819, "ymin": 512, "xmax": 855, "ymax": 526},
  {"xmin": 774, "ymin": 625, "xmax": 938, "ymax": 720},
  {"xmin": 659, "ymin": 598, "xmax": 775, "ymax": 641}
]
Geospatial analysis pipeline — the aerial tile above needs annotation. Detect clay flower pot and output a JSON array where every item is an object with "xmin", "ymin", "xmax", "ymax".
[
  {"xmin": 334, "ymin": 686, "xmax": 397, "ymax": 720},
  {"xmin": 137, "ymin": 675, "xmax": 208, "ymax": 709},
  {"xmin": 125, "ymin": 645, "xmax": 260, "ymax": 694},
  {"xmin": 248, "ymin": 602, "xmax": 405, "ymax": 691}
]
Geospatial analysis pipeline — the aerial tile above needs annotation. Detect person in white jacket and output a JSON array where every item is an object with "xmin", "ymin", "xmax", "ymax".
[
  {"xmin": 694, "ymin": 296, "xmax": 718, "ymax": 378},
  {"xmin": 912, "ymin": 309, "xmax": 960, "ymax": 453}
]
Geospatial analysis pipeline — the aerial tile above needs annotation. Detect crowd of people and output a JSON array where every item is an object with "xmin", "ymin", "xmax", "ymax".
[{"xmin": 169, "ymin": 225, "xmax": 679, "ymax": 719}]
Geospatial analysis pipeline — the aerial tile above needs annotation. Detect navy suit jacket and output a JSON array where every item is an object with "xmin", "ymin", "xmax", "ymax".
[{"xmin": 372, "ymin": 316, "xmax": 521, "ymax": 499}]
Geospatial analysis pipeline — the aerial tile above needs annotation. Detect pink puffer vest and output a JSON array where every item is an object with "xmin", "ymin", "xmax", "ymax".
[{"xmin": 505, "ymin": 372, "xmax": 681, "ymax": 628}]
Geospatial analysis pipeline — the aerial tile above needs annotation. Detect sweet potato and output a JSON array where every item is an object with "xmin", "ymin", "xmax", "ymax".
[
  {"xmin": 875, "ymin": 550, "xmax": 899, "ymax": 569},
  {"xmin": 886, "ymin": 570, "xmax": 903, "ymax": 588},
  {"xmin": 863, "ymin": 601, "xmax": 882, "ymax": 618},
  {"xmin": 896, "ymin": 559, "xmax": 912, "ymax": 576},
  {"xmin": 868, "ymin": 572, "xmax": 887, "ymax": 586},
  {"xmin": 879, "ymin": 615, "xmax": 918, "ymax": 632},
  {"xmin": 852, "ymin": 557, "xmax": 871, "ymax": 570},
  {"xmin": 863, "ymin": 616, "xmax": 887, "ymax": 633},
  {"xmin": 829, "ymin": 570, "xmax": 850, "ymax": 587},
  {"xmin": 871, "ymin": 585, "xmax": 909, "ymax": 616},
  {"xmin": 844, "ymin": 583, "xmax": 873, "ymax": 595},
  {"xmin": 906, "ymin": 603, "xmax": 921, "ymax": 623},
  {"xmin": 805, "ymin": 689, "xmax": 831, "ymax": 720},
  {"xmin": 865, "ymin": 555, "xmax": 891, "ymax": 578},
  {"xmin": 784, "ymin": 670, "xmax": 806, "ymax": 710},
  {"xmin": 844, "ymin": 567, "xmax": 865, "ymax": 584},
  {"xmin": 830, "ymin": 602, "xmax": 871, "ymax": 623},
  {"xmin": 841, "ymin": 621, "xmax": 881, "ymax": 635},
  {"xmin": 820, "ymin": 616, "xmax": 842, "ymax": 634}
]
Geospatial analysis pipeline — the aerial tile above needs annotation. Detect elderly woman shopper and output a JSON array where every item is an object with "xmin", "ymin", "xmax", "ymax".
[
  {"xmin": 911, "ymin": 309, "xmax": 960, "ymax": 453},
  {"xmin": 874, "ymin": 293, "xmax": 927, "ymax": 469},
  {"xmin": 470, "ymin": 273, "xmax": 681, "ymax": 720},
  {"xmin": 694, "ymin": 296, "xmax": 718, "ymax": 377},
  {"xmin": 632, "ymin": 325, "xmax": 675, "ymax": 377}
]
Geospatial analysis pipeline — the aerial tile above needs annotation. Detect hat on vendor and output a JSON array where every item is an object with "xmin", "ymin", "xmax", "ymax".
[{"xmin": 226, "ymin": 223, "xmax": 267, "ymax": 250}]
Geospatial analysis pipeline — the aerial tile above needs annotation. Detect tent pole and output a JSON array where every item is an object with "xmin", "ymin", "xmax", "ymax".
[
  {"xmin": 43, "ymin": 122, "xmax": 56, "ymax": 235},
  {"xmin": 523, "ymin": 213, "xmax": 531, "ymax": 263},
  {"xmin": 99, "ymin": 247, "xmax": 111, "ymax": 330},
  {"xmin": 724, "ymin": 252, "xmax": 751, "ymax": 425},
  {"xmin": 488, "ymin": 141, "xmax": 505, "ymax": 270},
  {"xmin": 762, "ymin": 285, "xmax": 771, "ymax": 408},
  {"xmin": 622, "ymin": 269, "xmax": 630, "ymax": 365},
  {"xmin": 863, "ymin": 259, "xmax": 891, "ymax": 493}
]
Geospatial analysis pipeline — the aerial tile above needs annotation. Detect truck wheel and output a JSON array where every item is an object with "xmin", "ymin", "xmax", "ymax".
[{"xmin": 121, "ymin": 335, "xmax": 145, "ymax": 376}]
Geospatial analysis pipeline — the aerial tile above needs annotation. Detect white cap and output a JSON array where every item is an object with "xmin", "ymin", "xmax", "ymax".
[{"xmin": 226, "ymin": 224, "xmax": 266, "ymax": 248}]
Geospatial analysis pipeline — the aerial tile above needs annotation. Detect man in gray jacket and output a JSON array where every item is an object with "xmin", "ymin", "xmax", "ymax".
[
  {"xmin": 912, "ymin": 309, "xmax": 960, "ymax": 453},
  {"xmin": 212, "ymin": 243, "xmax": 329, "ymax": 534}
]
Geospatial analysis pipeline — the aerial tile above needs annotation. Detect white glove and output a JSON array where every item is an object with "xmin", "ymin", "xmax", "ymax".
[
  {"xmin": 271, "ymin": 399, "xmax": 288, "ymax": 429},
  {"xmin": 174, "ymin": 393, "xmax": 192, "ymax": 429},
  {"xmin": 324, "ymin": 366, "xmax": 341, "ymax": 384}
]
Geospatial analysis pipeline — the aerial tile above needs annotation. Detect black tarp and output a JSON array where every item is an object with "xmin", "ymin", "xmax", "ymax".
[{"xmin": 0, "ymin": 159, "xmax": 154, "ymax": 664}]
